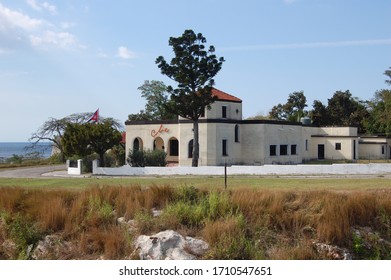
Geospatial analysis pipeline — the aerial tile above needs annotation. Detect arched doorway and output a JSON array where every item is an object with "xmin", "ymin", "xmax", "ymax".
[
  {"xmin": 167, "ymin": 137, "xmax": 179, "ymax": 164},
  {"xmin": 133, "ymin": 137, "xmax": 143, "ymax": 151},
  {"xmin": 153, "ymin": 137, "xmax": 164, "ymax": 151},
  {"xmin": 188, "ymin": 139, "xmax": 193, "ymax": 158}
]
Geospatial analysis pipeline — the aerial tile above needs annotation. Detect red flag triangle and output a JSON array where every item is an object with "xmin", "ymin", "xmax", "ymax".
[{"xmin": 88, "ymin": 109, "xmax": 99, "ymax": 123}]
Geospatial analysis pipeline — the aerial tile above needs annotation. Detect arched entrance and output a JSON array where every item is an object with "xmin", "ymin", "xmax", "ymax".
[
  {"xmin": 133, "ymin": 137, "xmax": 143, "ymax": 151},
  {"xmin": 188, "ymin": 139, "xmax": 194, "ymax": 158},
  {"xmin": 153, "ymin": 137, "xmax": 164, "ymax": 151},
  {"xmin": 167, "ymin": 137, "xmax": 179, "ymax": 164}
]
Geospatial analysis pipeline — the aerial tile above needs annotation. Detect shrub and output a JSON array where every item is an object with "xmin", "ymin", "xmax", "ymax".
[
  {"xmin": 127, "ymin": 149, "xmax": 167, "ymax": 167},
  {"xmin": 1, "ymin": 213, "xmax": 42, "ymax": 259},
  {"xmin": 202, "ymin": 214, "xmax": 256, "ymax": 259},
  {"xmin": 145, "ymin": 149, "xmax": 167, "ymax": 166},
  {"xmin": 6, "ymin": 154, "xmax": 23, "ymax": 164}
]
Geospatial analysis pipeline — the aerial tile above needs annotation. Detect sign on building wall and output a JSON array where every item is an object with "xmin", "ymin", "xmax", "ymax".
[{"xmin": 151, "ymin": 124, "xmax": 170, "ymax": 137}]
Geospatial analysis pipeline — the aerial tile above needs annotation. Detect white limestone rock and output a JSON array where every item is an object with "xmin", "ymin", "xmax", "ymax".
[{"xmin": 134, "ymin": 230, "xmax": 209, "ymax": 260}]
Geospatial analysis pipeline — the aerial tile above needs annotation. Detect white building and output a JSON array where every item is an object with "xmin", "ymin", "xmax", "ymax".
[{"xmin": 125, "ymin": 88, "xmax": 391, "ymax": 166}]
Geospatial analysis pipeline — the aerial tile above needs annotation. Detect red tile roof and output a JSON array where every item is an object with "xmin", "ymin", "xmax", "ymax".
[{"xmin": 212, "ymin": 88, "xmax": 242, "ymax": 103}]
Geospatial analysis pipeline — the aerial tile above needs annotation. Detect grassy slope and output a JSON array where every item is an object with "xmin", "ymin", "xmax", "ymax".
[{"xmin": 1, "ymin": 175, "xmax": 391, "ymax": 260}]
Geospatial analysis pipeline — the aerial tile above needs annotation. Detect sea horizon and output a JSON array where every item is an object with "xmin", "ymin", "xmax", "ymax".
[{"xmin": 0, "ymin": 142, "xmax": 53, "ymax": 160}]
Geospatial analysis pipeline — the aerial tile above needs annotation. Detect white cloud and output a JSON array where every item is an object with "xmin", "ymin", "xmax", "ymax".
[
  {"xmin": 0, "ymin": 3, "xmax": 80, "ymax": 51},
  {"xmin": 60, "ymin": 21, "xmax": 75, "ymax": 30},
  {"xmin": 117, "ymin": 46, "xmax": 137, "ymax": 59},
  {"xmin": 26, "ymin": 0, "xmax": 57, "ymax": 15},
  {"xmin": 0, "ymin": 3, "xmax": 42, "ymax": 31},
  {"xmin": 30, "ymin": 31, "xmax": 77, "ymax": 49}
]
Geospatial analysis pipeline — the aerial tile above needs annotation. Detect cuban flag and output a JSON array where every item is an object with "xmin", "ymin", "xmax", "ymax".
[{"xmin": 87, "ymin": 109, "xmax": 99, "ymax": 123}]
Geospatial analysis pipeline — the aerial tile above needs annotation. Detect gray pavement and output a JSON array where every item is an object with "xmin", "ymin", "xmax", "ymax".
[{"xmin": 0, "ymin": 164, "xmax": 67, "ymax": 178}]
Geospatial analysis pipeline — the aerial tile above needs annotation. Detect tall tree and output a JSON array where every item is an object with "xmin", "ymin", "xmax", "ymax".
[
  {"xmin": 269, "ymin": 103, "xmax": 287, "ymax": 120},
  {"xmin": 366, "ymin": 89, "xmax": 391, "ymax": 135},
  {"xmin": 326, "ymin": 90, "xmax": 369, "ymax": 132},
  {"xmin": 156, "ymin": 30, "xmax": 224, "ymax": 166},
  {"xmin": 384, "ymin": 67, "xmax": 391, "ymax": 86},
  {"xmin": 366, "ymin": 67, "xmax": 391, "ymax": 135},
  {"xmin": 269, "ymin": 91, "xmax": 307, "ymax": 122},
  {"xmin": 128, "ymin": 80, "xmax": 176, "ymax": 121},
  {"xmin": 285, "ymin": 91, "xmax": 307, "ymax": 122},
  {"xmin": 309, "ymin": 90, "xmax": 369, "ymax": 133},
  {"xmin": 310, "ymin": 100, "xmax": 329, "ymax": 126},
  {"xmin": 88, "ymin": 120, "xmax": 123, "ymax": 167}
]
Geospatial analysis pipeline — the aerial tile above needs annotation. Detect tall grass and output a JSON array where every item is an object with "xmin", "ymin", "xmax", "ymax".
[{"xmin": 1, "ymin": 185, "xmax": 391, "ymax": 259}]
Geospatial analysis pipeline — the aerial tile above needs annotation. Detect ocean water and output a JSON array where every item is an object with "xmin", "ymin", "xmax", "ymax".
[{"xmin": 0, "ymin": 142, "xmax": 52, "ymax": 161}]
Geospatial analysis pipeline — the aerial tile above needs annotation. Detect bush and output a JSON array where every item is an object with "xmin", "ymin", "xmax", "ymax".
[
  {"xmin": 127, "ymin": 149, "xmax": 167, "ymax": 167},
  {"xmin": 105, "ymin": 145, "xmax": 126, "ymax": 167},
  {"xmin": 1, "ymin": 213, "xmax": 43, "ymax": 259}
]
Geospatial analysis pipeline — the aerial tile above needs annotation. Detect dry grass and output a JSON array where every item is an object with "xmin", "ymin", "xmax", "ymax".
[{"xmin": 1, "ymin": 184, "xmax": 391, "ymax": 259}]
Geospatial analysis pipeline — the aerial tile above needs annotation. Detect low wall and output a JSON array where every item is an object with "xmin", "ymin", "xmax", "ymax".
[
  {"xmin": 92, "ymin": 160, "xmax": 391, "ymax": 176},
  {"xmin": 67, "ymin": 159, "xmax": 83, "ymax": 175}
]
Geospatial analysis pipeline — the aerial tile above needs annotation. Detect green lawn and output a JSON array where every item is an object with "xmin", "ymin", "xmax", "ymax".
[{"xmin": 0, "ymin": 175, "xmax": 390, "ymax": 191}]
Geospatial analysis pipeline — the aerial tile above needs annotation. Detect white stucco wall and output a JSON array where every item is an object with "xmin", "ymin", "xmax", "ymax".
[
  {"xmin": 205, "ymin": 100, "xmax": 242, "ymax": 120},
  {"xmin": 93, "ymin": 161, "xmax": 391, "ymax": 176},
  {"xmin": 125, "ymin": 122, "xmax": 179, "ymax": 160}
]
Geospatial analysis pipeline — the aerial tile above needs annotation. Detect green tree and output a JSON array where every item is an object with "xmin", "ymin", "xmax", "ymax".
[
  {"xmin": 384, "ymin": 67, "xmax": 391, "ymax": 86},
  {"xmin": 269, "ymin": 91, "xmax": 307, "ymax": 122},
  {"xmin": 128, "ymin": 80, "xmax": 176, "ymax": 121},
  {"xmin": 309, "ymin": 90, "xmax": 369, "ymax": 133},
  {"xmin": 326, "ymin": 90, "xmax": 369, "ymax": 132},
  {"xmin": 62, "ymin": 120, "xmax": 122, "ymax": 167},
  {"xmin": 62, "ymin": 123, "xmax": 92, "ymax": 158},
  {"xmin": 366, "ymin": 89, "xmax": 391, "ymax": 135},
  {"xmin": 310, "ymin": 100, "xmax": 329, "ymax": 126},
  {"xmin": 156, "ymin": 29, "xmax": 224, "ymax": 166},
  {"xmin": 29, "ymin": 113, "xmax": 95, "ymax": 161},
  {"xmin": 366, "ymin": 68, "xmax": 391, "ymax": 135},
  {"xmin": 269, "ymin": 103, "xmax": 287, "ymax": 120},
  {"xmin": 29, "ymin": 112, "xmax": 122, "ymax": 161}
]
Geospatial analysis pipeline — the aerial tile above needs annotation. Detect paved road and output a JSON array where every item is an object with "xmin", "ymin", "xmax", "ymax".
[{"xmin": 0, "ymin": 165, "xmax": 67, "ymax": 178}]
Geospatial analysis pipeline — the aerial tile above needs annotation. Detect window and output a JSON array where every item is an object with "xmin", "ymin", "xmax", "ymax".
[
  {"xmin": 270, "ymin": 145, "xmax": 277, "ymax": 156},
  {"xmin": 169, "ymin": 139, "xmax": 179, "ymax": 156},
  {"xmin": 222, "ymin": 106, "xmax": 227, "ymax": 118},
  {"xmin": 335, "ymin": 143, "xmax": 341, "ymax": 150},
  {"xmin": 188, "ymin": 140, "xmax": 193, "ymax": 158},
  {"xmin": 382, "ymin": 146, "xmax": 385, "ymax": 155},
  {"xmin": 133, "ymin": 138, "xmax": 140, "ymax": 151},
  {"xmin": 291, "ymin": 144, "xmax": 297, "ymax": 155},
  {"xmin": 234, "ymin": 125, "xmax": 239, "ymax": 142},
  {"xmin": 280, "ymin": 145, "xmax": 288, "ymax": 156},
  {"xmin": 222, "ymin": 139, "xmax": 228, "ymax": 156},
  {"xmin": 305, "ymin": 139, "xmax": 308, "ymax": 151}
]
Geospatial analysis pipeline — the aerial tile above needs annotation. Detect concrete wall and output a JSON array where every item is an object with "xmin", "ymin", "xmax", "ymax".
[
  {"xmin": 93, "ymin": 160, "xmax": 391, "ymax": 176},
  {"xmin": 67, "ymin": 159, "xmax": 83, "ymax": 175},
  {"xmin": 125, "ymin": 123, "xmax": 179, "ymax": 161},
  {"xmin": 359, "ymin": 137, "xmax": 391, "ymax": 160},
  {"xmin": 205, "ymin": 100, "xmax": 242, "ymax": 120}
]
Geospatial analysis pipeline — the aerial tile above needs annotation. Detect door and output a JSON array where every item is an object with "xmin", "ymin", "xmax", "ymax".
[{"xmin": 318, "ymin": 144, "xmax": 325, "ymax": 160}]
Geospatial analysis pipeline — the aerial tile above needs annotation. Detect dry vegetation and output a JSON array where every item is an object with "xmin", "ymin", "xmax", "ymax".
[{"xmin": 1, "ymin": 184, "xmax": 391, "ymax": 260}]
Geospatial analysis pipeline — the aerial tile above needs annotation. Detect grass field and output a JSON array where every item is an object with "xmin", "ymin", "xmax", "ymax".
[
  {"xmin": 1, "ymin": 175, "xmax": 391, "ymax": 260},
  {"xmin": 1, "ymin": 175, "xmax": 391, "ymax": 190}
]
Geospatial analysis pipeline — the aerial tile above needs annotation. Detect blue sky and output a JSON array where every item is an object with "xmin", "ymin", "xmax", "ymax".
[{"xmin": 0, "ymin": 0, "xmax": 390, "ymax": 141}]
